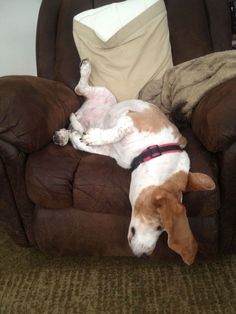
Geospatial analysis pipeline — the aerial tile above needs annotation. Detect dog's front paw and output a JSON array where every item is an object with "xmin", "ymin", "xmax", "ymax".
[
  {"xmin": 53, "ymin": 129, "xmax": 70, "ymax": 146},
  {"xmin": 81, "ymin": 128, "xmax": 104, "ymax": 146}
]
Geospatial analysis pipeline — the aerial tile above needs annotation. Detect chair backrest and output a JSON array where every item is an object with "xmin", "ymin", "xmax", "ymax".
[{"xmin": 36, "ymin": 0, "xmax": 232, "ymax": 89}]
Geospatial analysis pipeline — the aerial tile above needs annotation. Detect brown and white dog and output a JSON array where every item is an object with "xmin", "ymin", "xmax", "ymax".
[{"xmin": 53, "ymin": 59, "xmax": 216, "ymax": 265}]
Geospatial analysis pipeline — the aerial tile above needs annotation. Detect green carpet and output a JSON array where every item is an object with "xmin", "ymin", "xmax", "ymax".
[{"xmin": 0, "ymin": 226, "xmax": 236, "ymax": 314}]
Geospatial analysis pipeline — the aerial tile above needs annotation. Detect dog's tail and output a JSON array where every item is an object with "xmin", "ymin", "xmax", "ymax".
[{"xmin": 169, "ymin": 102, "xmax": 189, "ymax": 131}]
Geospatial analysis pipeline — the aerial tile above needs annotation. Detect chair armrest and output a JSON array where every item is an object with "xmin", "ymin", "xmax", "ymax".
[
  {"xmin": 191, "ymin": 78, "xmax": 236, "ymax": 152},
  {"xmin": 0, "ymin": 76, "xmax": 81, "ymax": 153}
]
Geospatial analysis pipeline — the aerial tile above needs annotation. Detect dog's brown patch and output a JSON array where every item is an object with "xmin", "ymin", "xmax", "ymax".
[
  {"xmin": 152, "ymin": 187, "xmax": 198, "ymax": 265},
  {"xmin": 161, "ymin": 171, "xmax": 188, "ymax": 198},
  {"xmin": 134, "ymin": 185, "xmax": 161, "ymax": 226},
  {"xmin": 134, "ymin": 171, "xmax": 188, "ymax": 221},
  {"xmin": 127, "ymin": 104, "xmax": 186, "ymax": 146}
]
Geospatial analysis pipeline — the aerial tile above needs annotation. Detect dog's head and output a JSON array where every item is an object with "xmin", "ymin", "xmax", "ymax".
[{"xmin": 128, "ymin": 172, "xmax": 215, "ymax": 265}]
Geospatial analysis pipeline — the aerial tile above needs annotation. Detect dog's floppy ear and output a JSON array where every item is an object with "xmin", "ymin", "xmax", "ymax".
[
  {"xmin": 186, "ymin": 172, "xmax": 215, "ymax": 192},
  {"xmin": 152, "ymin": 188, "xmax": 198, "ymax": 265}
]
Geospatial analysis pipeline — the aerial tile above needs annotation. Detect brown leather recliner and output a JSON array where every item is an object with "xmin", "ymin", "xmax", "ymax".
[{"xmin": 0, "ymin": 0, "xmax": 236, "ymax": 262}]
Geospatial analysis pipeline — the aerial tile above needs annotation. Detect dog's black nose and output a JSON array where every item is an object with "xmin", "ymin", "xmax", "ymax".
[{"xmin": 141, "ymin": 253, "xmax": 149, "ymax": 259}]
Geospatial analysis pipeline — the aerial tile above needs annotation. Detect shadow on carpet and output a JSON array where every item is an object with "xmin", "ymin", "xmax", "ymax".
[{"xmin": 0, "ymin": 226, "xmax": 236, "ymax": 314}]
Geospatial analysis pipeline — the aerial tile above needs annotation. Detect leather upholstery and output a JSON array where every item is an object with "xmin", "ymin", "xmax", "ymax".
[{"xmin": 0, "ymin": 0, "xmax": 235, "ymax": 260}]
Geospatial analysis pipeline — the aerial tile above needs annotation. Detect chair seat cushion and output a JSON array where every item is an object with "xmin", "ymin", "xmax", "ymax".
[
  {"xmin": 26, "ymin": 143, "xmax": 131, "ymax": 216},
  {"xmin": 26, "ymin": 129, "xmax": 220, "ymax": 218}
]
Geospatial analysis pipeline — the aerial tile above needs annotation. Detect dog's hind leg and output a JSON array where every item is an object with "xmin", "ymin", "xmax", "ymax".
[
  {"xmin": 74, "ymin": 59, "xmax": 91, "ymax": 96},
  {"xmin": 80, "ymin": 115, "xmax": 134, "ymax": 146},
  {"xmin": 70, "ymin": 131, "xmax": 111, "ymax": 156},
  {"xmin": 74, "ymin": 59, "xmax": 116, "ymax": 104}
]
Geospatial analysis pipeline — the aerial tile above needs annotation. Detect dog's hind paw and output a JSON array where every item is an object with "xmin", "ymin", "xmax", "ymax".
[{"xmin": 80, "ymin": 58, "xmax": 91, "ymax": 77}]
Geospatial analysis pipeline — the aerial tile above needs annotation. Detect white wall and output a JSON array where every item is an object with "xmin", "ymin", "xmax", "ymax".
[{"xmin": 0, "ymin": 0, "xmax": 42, "ymax": 76}]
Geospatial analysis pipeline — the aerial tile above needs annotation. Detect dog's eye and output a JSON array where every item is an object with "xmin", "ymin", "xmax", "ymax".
[
  {"xmin": 156, "ymin": 226, "xmax": 163, "ymax": 232},
  {"xmin": 131, "ymin": 227, "xmax": 136, "ymax": 236}
]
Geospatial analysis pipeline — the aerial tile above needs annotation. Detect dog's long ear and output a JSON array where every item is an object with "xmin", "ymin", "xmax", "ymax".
[
  {"xmin": 152, "ymin": 188, "xmax": 198, "ymax": 265},
  {"xmin": 186, "ymin": 172, "xmax": 215, "ymax": 192}
]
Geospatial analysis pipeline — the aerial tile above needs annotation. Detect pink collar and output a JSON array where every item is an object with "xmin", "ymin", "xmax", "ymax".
[{"xmin": 131, "ymin": 144, "xmax": 184, "ymax": 171}]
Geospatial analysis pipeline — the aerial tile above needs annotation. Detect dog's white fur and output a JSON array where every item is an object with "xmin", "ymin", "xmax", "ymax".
[{"xmin": 53, "ymin": 59, "xmax": 215, "ymax": 264}]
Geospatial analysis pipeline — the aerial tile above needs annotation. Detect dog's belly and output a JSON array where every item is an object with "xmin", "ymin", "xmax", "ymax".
[
  {"xmin": 76, "ymin": 99, "xmax": 113, "ymax": 129},
  {"xmin": 103, "ymin": 99, "xmax": 151, "ymax": 129}
]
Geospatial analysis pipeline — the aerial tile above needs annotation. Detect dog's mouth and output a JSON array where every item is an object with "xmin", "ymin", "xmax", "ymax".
[
  {"xmin": 128, "ymin": 237, "xmax": 156, "ymax": 259},
  {"xmin": 136, "ymin": 251, "xmax": 152, "ymax": 259},
  {"xmin": 131, "ymin": 247, "xmax": 154, "ymax": 259}
]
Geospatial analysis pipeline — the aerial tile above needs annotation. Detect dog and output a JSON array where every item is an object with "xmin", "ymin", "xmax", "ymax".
[{"xmin": 53, "ymin": 59, "xmax": 216, "ymax": 265}]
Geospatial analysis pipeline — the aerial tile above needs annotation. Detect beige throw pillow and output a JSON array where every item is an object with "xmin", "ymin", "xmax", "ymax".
[{"xmin": 73, "ymin": 0, "xmax": 173, "ymax": 101}]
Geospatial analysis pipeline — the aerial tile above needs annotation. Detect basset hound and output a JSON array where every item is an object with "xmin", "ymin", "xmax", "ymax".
[{"xmin": 53, "ymin": 59, "xmax": 215, "ymax": 265}]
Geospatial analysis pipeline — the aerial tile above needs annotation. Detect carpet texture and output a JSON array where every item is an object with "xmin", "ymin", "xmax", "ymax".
[{"xmin": 0, "ymin": 225, "xmax": 236, "ymax": 314}]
